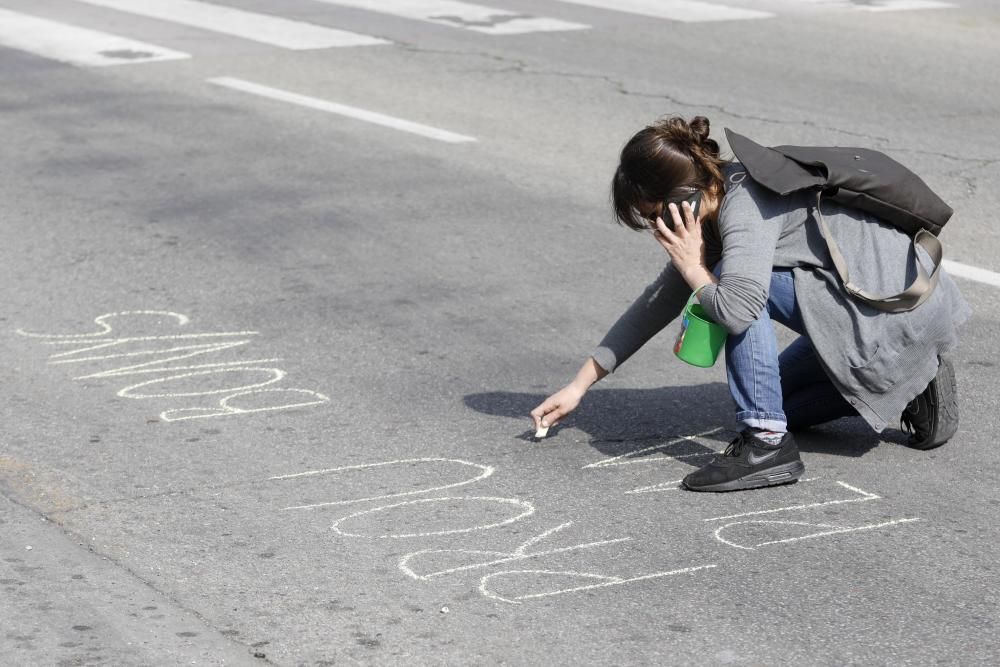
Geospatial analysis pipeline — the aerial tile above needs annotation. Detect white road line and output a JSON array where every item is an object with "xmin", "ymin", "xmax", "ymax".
[
  {"xmin": 856, "ymin": 1, "xmax": 955, "ymax": 11},
  {"xmin": 308, "ymin": 0, "xmax": 590, "ymax": 35},
  {"xmin": 72, "ymin": 0, "xmax": 388, "ymax": 49},
  {"xmin": 551, "ymin": 0, "xmax": 773, "ymax": 22},
  {"xmin": 0, "ymin": 8, "xmax": 189, "ymax": 67},
  {"xmin": 208, "ymin": 77, "xmax": 476, "ymax": 143},
  {"xmin": 943, "ymin": 259, "xmax": 1000, "ymax": 289}
]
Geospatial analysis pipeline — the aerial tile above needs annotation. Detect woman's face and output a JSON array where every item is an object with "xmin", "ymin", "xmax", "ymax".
[
  {"xmin": 635, "ymin": 200, "xmax": 664, "ymax": 228},
  {"xmin": 635, "ymin": 190, "xmax": 702, "ymax": 231}
]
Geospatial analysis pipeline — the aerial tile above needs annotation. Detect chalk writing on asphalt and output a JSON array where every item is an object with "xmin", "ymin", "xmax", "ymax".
[
  {"xmin": 16, "ymin": 310, "xmax": 329, "ymax": 421},
  {"xmin": 17, "ymin": 315, "xmax": 922, "ymax": 604},
  {"xmin": 269, "ymin": 449, "xmax": 920, "ymax": 604}
]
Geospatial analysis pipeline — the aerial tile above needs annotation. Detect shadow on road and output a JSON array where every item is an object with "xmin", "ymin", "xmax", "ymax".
[{"xmin": 464, "ymin": 384, "xmax": 902, "ymax": 463}]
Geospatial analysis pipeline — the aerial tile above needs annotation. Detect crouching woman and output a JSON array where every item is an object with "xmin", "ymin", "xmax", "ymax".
[{"xmin": 530, "ymin": 115, "xmax": 971, "ymax": 492}]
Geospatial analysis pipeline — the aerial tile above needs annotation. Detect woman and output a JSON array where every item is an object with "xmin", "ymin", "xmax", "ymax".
[{"xmin": 530, "ymin": 116, "xmax": 970, "ymax": 492}]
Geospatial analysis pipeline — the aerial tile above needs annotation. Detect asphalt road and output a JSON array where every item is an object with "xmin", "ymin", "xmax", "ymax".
[{"xmin": 2, "ymin": 1, "xmax": 999, "ymax": 665}]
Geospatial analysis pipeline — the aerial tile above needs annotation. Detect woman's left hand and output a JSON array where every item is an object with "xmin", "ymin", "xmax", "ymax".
[{"xmin": 653, "ymin": 201, "xmax": 706, "ymax": 279}]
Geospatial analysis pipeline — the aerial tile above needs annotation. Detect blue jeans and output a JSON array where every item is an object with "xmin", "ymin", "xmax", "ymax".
[{"xmin": 724, "ymin": 270, "xmax": 857, "ymax": 431}]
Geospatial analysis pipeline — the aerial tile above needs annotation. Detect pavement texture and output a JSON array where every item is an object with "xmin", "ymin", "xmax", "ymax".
[{"xmin": 1, "ymin": 1, "xmax": 999, "ymax": 665}]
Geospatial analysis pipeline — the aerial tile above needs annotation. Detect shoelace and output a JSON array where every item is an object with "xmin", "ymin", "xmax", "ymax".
[
  {"xmin": 900, "ymin": 411, "xmax": 916, "ymax": 437},
  {"xmin": 721, "ymin": 432, "xmax": 748, "ymax": 458}
]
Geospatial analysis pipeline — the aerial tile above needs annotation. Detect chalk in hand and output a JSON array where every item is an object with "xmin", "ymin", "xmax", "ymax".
[{"xmin": 534, "ymin": 424, "xmax": 549, "ymax": 439}]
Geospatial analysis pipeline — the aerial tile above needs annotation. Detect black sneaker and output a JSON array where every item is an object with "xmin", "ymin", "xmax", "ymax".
[
  {"xmin": 682, "ymin": 430, "xmax": 804, "ymax": 492},
  {"xmin": 901, "ymin": 355, "xmax": 959, "ymax": 450}
]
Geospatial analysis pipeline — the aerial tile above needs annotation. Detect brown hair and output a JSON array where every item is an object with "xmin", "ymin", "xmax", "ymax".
[{"xmin": 611, "ymin": 115, "xmax": 728, "ymax": 231}]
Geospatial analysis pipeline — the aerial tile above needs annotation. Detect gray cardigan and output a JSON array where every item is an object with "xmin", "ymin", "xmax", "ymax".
[{"xmin": 592, "ymin": 164, "xmax": 971, "ymax": 432}]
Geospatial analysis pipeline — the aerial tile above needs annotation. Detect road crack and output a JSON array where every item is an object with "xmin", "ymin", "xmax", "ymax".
[{"xmin": 392, "ymin": 43, "xmax": 998, "ymax": 164}]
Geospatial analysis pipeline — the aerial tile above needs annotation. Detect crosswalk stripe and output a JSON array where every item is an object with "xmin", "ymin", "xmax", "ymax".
[
  {"xmin": 207, "ymin": 77, "xmax": 477, "ymax": 144},
  {"xmin": 307, "ymin": 0, "xmax": 590, "ymax": 35},
  {"xmin": 550, "ymin": 0, "xmax": 773, "ymax": 22},
  {"xmin": 0, "ymin": 8, "xmax": 190, "ymax": 67},
  {"xmin": 71, "ymin": 0, "xmax": 389, "ymax": 49},
  {"xmin": 854, "ymin": 0, "xmax": 955, "ymax": 12}
]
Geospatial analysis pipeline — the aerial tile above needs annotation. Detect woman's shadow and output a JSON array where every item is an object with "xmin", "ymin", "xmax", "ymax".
[{"xmin": 465, "ymin": 384, "xmax": 896, "ymax": 467}]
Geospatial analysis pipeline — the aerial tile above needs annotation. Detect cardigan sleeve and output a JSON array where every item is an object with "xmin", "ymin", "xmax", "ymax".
[
  {"xmin": 697, "ymin": 182, "xmax": 784, "ymax": 335},
  {"xmin": 591, "ymin": 261, "xmax": 692, "ymax": 373}
]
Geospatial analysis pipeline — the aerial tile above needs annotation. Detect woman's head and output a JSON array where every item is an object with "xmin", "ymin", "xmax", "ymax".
[{"xmin": 612, "ymin": 115, "xmax": 727, "ymax": 231}]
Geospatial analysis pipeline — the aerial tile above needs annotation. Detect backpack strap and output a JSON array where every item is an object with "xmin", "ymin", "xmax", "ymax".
[{"xmin": 814, "ymin": 191, "xmax": 943, "ymax": 313}]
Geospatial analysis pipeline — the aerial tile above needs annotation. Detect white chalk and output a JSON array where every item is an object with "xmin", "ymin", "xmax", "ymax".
[{"xmin": 535, "ymin": 425, "xmax": 549, "ymax": 438}]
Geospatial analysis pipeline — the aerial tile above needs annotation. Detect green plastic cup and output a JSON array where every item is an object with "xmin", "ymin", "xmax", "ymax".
[{"xmin": 674, "ymin": 300, "xmax": 727, "ymax": 368}]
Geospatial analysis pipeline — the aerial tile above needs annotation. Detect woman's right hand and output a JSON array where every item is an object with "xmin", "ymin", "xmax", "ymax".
[{"xmin": 530, "ymin": 384, "xmax": 585, "ymax": 431}]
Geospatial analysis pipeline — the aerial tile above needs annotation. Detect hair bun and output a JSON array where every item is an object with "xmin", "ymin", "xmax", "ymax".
[{"xmin": 689, "ymin": 116, "xmax": 711, "ymax": 146}]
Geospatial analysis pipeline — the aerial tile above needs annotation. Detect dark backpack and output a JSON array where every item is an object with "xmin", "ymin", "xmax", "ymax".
[{"xmin": 725, "ymin": 128, "xmax": 952, "ymax": 313}]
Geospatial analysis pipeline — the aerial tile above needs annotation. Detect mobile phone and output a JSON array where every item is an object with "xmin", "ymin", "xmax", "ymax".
[
  {"xmin": 662, "ymin": 190, "xmax": 702, "ymax": 229},
  {"xmin": 687, "ymin": 190, "xmax": 703, "ymax": 220}
]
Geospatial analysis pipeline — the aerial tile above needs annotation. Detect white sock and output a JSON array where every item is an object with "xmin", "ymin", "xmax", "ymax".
[{"xmin": 751, "ymin": 428, "xmax": 785, "ymax": 446}]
